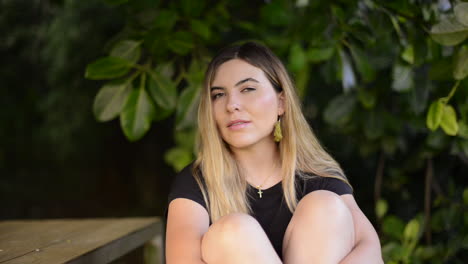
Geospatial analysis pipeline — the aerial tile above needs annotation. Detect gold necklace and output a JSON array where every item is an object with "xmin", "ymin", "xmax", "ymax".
[{"xmin": 255, "ymin": 173, "xmax": 274, "ymax": 198}]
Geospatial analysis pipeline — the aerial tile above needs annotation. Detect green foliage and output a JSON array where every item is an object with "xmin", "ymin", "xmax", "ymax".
[{"xmin": 82, "ymin": 1, "xmax": 468, "ymax": 261}]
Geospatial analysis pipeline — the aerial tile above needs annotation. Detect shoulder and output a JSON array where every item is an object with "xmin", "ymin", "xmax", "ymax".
[
  {"xmin": 168, "ymin": 161, "xmax": 207, "ymax": 209},
  {"xmin": 297, "ymin": 172, "xmax": 353, "ymax": 196}
]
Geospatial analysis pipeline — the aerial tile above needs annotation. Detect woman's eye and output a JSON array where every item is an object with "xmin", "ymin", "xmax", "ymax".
[
  {"xmin": 242, "ymin": 87, "xmax": 256, "ymax": 92},
  {"xmin": 212, "ymin": 93, "xmax": 224, "ymax": 100}
]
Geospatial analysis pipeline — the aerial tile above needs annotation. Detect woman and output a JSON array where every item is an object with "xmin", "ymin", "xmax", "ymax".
[{"xmin": 166, "ymin": 42, "xmax": 383, "ymax": 263}]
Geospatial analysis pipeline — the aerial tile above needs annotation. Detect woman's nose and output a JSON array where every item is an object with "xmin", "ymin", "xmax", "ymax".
[{"xmin": 226, "ymin": 94, "xmax": 241, "ymax": 112}]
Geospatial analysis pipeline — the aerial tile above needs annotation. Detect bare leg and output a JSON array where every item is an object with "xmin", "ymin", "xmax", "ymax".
[
  {"xmin": 201, "ymin": 213, "xmax": 282, "ymax": 264},
  {"xmin": 282, "ymin": 190, "xmax": 355, "ymax": 264}
]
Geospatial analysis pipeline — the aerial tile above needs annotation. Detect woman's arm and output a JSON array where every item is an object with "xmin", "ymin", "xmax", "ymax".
[
  {"xmin": 339, "ymin": 194, "xmax": 384, "ymax": 264},
  {"xmin": 166, "ymin": 198, "xmax": 210, "ymax": 264}
]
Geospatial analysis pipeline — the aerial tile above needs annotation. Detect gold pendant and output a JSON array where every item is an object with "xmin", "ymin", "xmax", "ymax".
[{"xmin": 257, "ymin": 188, "xmax": 263, "ymax": 198}]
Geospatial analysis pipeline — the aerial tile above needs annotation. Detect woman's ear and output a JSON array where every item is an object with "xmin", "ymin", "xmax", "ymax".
[{"xmin": 278, "ymin": 91, "xmax": 285, "ymax": 115}]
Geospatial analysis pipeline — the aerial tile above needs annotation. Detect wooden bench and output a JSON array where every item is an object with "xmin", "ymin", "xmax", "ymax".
[{"xmin": 0, "ymin": 217, "xmax": 163, "ymax": 264}]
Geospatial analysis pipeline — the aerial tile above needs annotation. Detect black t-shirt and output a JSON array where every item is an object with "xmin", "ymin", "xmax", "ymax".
[{"xmin": 167, "ymin": 162, "xmax": 353, "ymax": 259}]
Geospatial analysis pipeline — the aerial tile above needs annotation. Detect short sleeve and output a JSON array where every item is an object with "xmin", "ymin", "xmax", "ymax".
[
  {"xmin": 167, "ymin": 162, "xmax": 207, "ymax": 210},
  {"xmin": 319, "ymin": 177, "xmax": 353, "ymax": 195}
]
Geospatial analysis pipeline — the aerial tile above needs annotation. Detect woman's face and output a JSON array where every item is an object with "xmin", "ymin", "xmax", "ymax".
[{"xmin": 210, "ymin": 59, "xmax": 284, "ymax": 150}]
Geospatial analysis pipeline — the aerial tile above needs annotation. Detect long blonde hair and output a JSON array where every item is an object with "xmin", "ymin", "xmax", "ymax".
[{"xmin": 194, "ymin": 41, "xmax": 351, "ymax": 222}]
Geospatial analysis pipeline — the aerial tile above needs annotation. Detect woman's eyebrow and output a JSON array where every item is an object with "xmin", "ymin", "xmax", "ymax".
[
  {"xmin": 235, "ymin": 77, "xmax": 259, "ymax": 87},
  {"xmin": 210, "ymin": 77, "xmax": 259, "ymax": 92}
]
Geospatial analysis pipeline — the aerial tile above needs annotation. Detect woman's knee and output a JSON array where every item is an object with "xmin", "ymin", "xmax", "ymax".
[
  {"xmin": 295, "ymin": 190, "xmax": 351, "ymax": 221},
  {"xmin": 201, "ymin": 213, "xmax": 261, "ymax": 261}
]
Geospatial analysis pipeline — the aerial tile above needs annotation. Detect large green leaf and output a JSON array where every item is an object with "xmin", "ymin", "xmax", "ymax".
[
  {"xmin": 430, "ymin": 16, "xmax": 468, "ymax": 46},
  {"xmin": 191, "ymin": 19, "xmax": 211, "ymax": 40},
  {"xmin": 307, "ymin": 47, "xmax": 334, "ymax": 63},
  {"xmin": 169, "ymin": 31, "xmax": 194, "ymax": 55},
  {"xmin": 120, "ymin": 87, "xmax": 156, "ymax": 142},
  {"xmin": 176, "ymin": 85, "xmax": 200, "ymax": 131},
  {"xmin": 154, "ymin": 9, "xmax": 178, "ymax": 30},
  {"xmin": 426, "ymin": 100, "xmax": 444, "ymax": 131},
  {"xmin": 453, "ymin": 46, "xmax": 468, "ymax": 80},
  {"xmin": 323, "ymin": 94, "xmax": 356, "ymax": 126},
  {"xmin": 392, "ymin": 63, "xmax": 413, "ymax": 92},
  {"xmin": 455, "ymin": 3, "xmax": 468, "ymax": 27},
  {"xmin": 164, "ymin": 147, "xmax": 193, "ymax": 172},
  {"xmin": 93, "ymin": 80, "xmax": 131, "ymax": 122},
  {"xmin": 110, "ymin": 40, "xmax": 141, "ymax": 64},
  {"xmin": 186, "ymin": 59, "xmax": 205, "ymax": 86},
  {"xmin": 85, "ymin": 57, "xmax": 132, "ymax": 80},
  {"xmin": 403, "ymin": 218, "xmax": 420, "ymax": 242},
  {"xmin": 339, "ymin": 49, "xmax": 356, "ymax": 92},
  {"xmin": 147, "ymin": 69, "xmax": 177, "ymax": 111},
  {"xmin": 440, "ymin": 104, "xmax": 459, "ymax": 136}
]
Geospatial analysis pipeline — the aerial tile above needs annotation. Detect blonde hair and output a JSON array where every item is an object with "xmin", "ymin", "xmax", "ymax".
[{"xmin": 194, "ymin": 41, "xmax": 351, "ymax": 222}]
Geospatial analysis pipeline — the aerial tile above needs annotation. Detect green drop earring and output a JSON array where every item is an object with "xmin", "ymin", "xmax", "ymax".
[{"xmin": 274, "ymin": 117, "xmax": 282, "ymax": 142}]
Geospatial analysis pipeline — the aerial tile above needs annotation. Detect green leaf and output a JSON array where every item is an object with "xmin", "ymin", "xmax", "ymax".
[
  {"xmin": 376, "ymin": 199, "xmax": 388, "ymax": 219},
  {"xmin": 403, "ymin": 218, "xmax": 420, "ymax": 242},
  {"xmin": 454, "ymin": 46, "xmax": 468, "ymax": 80},
  {"xmin": 154, "ymin": 9, "xmax": 178, "ymax": 30},
  {"xmin": 401, "ymin": 45, "xmax": 414, "ymax": 64},
  {"xmin": 85, "ymin": 57, "xmax": 132, "ymax": 80},
  {"xmin": 186, "ymin": 59, "xmax": 206, "ymax": 86},
  {"xmin": 430, "ymin": 16, "xmax": 468, "ymax": 46},
  {"xmin": 176, "ymin": 85, "xmax": 200, "ymax": 131},
  {"xmin": 458, "ymin": 121, "xmax": 468, "ymax": 139},
  {"xmin": 175, "ymin": 129, "xmax": 196, "ymax": 149},
  {"xmin": 289, "ymin": 43, "xmax": 307, "ymax": 72},
  {"xmin": 323, "ymin": 94, "xmax": 356, "ymax": 126},
  {"xmin": 350, "ymin": 46, "xmax": 376, "ymax": 82},
  {"xmin": 164, "ymin": 147, "xmax": 193, "ymax": 172},
  {"xmin": 169, "ymin": 31, "xmax": 194, "ymax": 55},
  {"xmin": 110, "ymin": 40, "xmax": 141, "ymax": 64},
  {"xmin": 382, "ymin": 215, "xmax": 405, "ymax": 240},
  {"xmin": 339, "ymin": 49, "xmax": 356, "ymax": 92},
  {"xmin": 392, "ymin": 63, "xmax": 413, "ymax": 92},
  {"xmin": 426, "ymin": 100, "xmax": 445, "ymax": 131},
  {"xmin": 147, "ymin": 70, "xmax": 177, "ymax": 111},
  {"xmin": 455, "ymin": 3, "xmax": 468, "ymax": 27},
  {"xmin": 440, "ymin": 104, "xmax": 459, "ymax": 136},
  {"xmin": 358, "ymin": 88, "xmax": 376, "ymax": 109},
  {"xmin": 191, "ymin": 19, "xmax": 211, "ymax": 40},
  {"xmin": 307, "ymin": 47, "xmax": 334, "ymax": 63},
  {"xmin": 93, "ymin": 80, "xmax": 131, "ymax": 122},
  {"xmin": 120, "ymin": 87, "xmax": 156, "ymax": 142}
]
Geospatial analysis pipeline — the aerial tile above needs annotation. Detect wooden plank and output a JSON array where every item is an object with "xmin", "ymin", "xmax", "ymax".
[{"xmin": 0, "ymin": 217, "xmax": 162, "ymax": 264}]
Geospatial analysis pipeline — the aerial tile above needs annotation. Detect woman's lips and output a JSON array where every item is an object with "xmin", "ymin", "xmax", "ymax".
[{"xmin": 227, "ymin": 121, "xmax": 251, "ymax": 130}]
